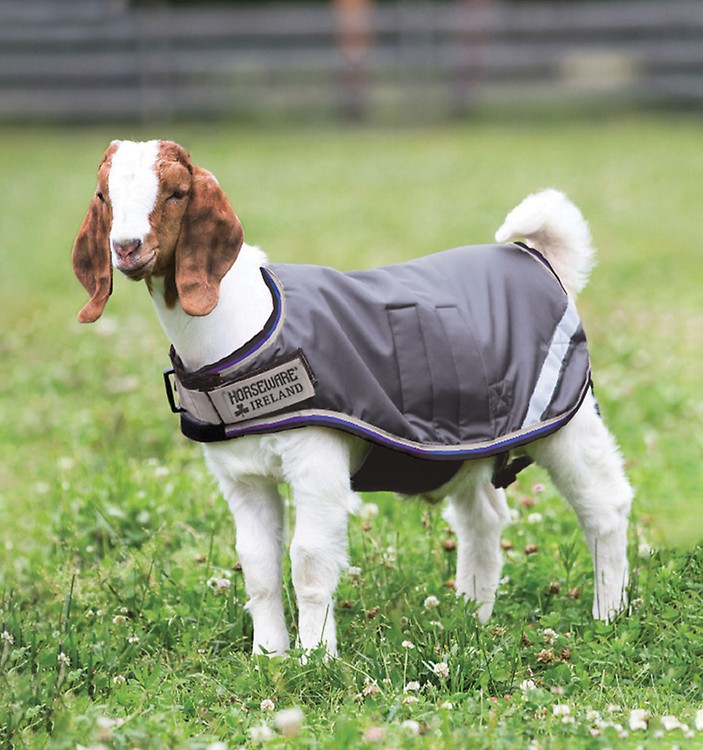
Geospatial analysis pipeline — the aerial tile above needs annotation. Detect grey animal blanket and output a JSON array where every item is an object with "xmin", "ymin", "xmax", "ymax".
[{"xmin": 166, "ymin": 243, "xmax": 591, "ymax": 494}]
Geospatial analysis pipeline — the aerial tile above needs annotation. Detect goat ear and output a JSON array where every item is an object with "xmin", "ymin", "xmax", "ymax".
[
  {"xmin": 175, "ymin": 166, "xmax": 244, "ymax": 316},
  {"xmin": 72, "ymin": 193, "xmax": 113, "ymax": 323}
]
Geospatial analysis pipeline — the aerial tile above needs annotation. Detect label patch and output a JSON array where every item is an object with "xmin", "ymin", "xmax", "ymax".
[{"xmin": 208, "ymin": 354, "xmax": 316, "ymax": 424}]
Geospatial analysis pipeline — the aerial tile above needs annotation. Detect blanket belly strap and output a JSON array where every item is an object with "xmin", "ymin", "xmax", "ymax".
[{"xmin": 351, "ymin": 443, "xmax": 463, "ymax": 494}]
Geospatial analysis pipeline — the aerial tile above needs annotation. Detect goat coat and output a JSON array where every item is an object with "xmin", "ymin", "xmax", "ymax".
[{"xmin": 166, "ymin": 243, "xmax": 592, "ymax": 494}]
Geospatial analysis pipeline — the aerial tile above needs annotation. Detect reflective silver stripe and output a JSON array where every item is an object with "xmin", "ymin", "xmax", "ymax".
[
  {"xmin": 522, "ymin": 302, "xmax": 581, "ymax": 428},
  {"xmin": 175, "ymin": 381, "xmax": 220, "ymax": 423}
]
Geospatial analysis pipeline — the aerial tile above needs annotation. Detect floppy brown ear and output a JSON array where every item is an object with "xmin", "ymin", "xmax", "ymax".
[
  {"xmin": 72, "ymin": 193, "xmax": 113, "ymax": 323},
  {"xmin": 175, "ymin": 166, "xmax": 244, "ymax": 316}
]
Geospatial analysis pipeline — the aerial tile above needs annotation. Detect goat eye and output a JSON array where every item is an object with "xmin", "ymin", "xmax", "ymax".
[
  {"xmin": 96, "ymin": 191, "xmax": 106, "ymax": 203},
  {"xmin": 167, "ymin": 189, "xmax": 187, "ymax": 202}
]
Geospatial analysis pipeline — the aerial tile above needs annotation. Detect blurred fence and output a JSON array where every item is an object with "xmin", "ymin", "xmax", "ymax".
[{"xmin": 2, "ymin": 0, "xmax": 703, "ymax": 122}]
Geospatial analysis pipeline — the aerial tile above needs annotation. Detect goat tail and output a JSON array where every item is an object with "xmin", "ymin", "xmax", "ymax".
[{"xmin": 494, "ymin": 189, "xmax": 596, "ymax": 299}]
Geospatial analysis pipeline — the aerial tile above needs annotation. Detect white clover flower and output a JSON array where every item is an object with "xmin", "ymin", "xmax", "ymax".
[
  {"xmin": 359, "ymin": 502, "xmax": 379, "ymax": 520},
  {"xmin": 429, "ymin": 620, "xmax": 444, "ymax": 630},
  {"xmin": 383, "ymin": 546, "xmax": 397, "ymax": 563},
  {"xmin": 96, "ymin": 716, "xmax": 124, "ymax": 741},
  {"xmin": 362, "ymin": 683, "xmax": 379, "ymax": 697},
  {"xmin": 423, "ymin": 595, "xmax": 440, "ymax": 609},
  {"xmin": 401, "ymin": 719, "xmax": 421, "ymax": 735},
  {"xmin": 552, "ymin": 704, "xmax": 571, "ymax": 718},
  {"xmin": 260, "ymin": 699, "xmax": 275, "ymax": 712},
  {"xmin": 527, "ymin": 513, "xmax": 543, "ymax": 524},
  {"xmin": 113, "ymin": 674, "xmax": 127, "ymax": 685},
  {"xmin": 519, "ymin": 679, "xmax": 536, "ymax": 692},
  {"xmin": 363, "ymin": 726, "xmax": 385, "ymax": 743},
  {"xmin": 347, "ymin": 566, "xmax": 362, "ymax": 578},
  {"xmin": 128, "ymin": 636, "xmax": 140, "ymax": 644},
  {"xmin": 629, "ymin": 708, "xmax": 649, "ymax": 731},
  {"xmin": 402, "ymin": 695, "xmax": 419, "ymax": 705},
  {"xmin": 248, "ymin": 724, "xmax": 274, "ymax": 743},
  {"xmin": 207, "ymin": 577, "xmax": 231, "ymax": 594},
  {"xmin": 542, "ymin": 628, "xmax": 558, "ymax": 645},
  {"xmin": 440, "ymin": 701, "xmax": 454, "ymax": 710},
  {"xmin": 404, "ymin": 681, "xmax": 420, "ymax": 693},
  {"xmin": 95, "ymin": 716, "xmax": 124, "ymax": 729},
  {"xmin": 660, "ymin": 715, "xmax": 683, "ymax": 732},
  {"xmin": 57, "ymin": 651, "xmax": 71, "ymax": 667},
  {"xmin": 1, "ymin": 630, "xmax": 14, "ymax": 645},
  {"xmin": 401, "ymin": 640, "xmax": 415, "ymax": 649},
  {"xmin": 695, "ymin": 709, "xmax": 703, "ymax": 732},
  {"xmin": 274, "ymin": 707, "xmax": 304, "ymax": 738},
  {"xmin": 433, "ymin": 661, "xmax": 449, "ymax": 678},
  {"xmin": 112, "ymin": 615, "xmax": 129, "ymax": 626},
  {"xmin": 635, "ymin": 526, "xmax": 652, "ymax": 556}
]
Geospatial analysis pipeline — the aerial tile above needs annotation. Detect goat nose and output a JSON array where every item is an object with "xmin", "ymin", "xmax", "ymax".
[{"xmin": 112, "ymin": 239, "xmax": 142, "ymax": 259}]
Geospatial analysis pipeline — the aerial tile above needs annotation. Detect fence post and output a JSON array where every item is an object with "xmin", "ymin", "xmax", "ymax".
[
  {"xmin": 452, "ymin": 0, "xmax": 493, "ymax": 116},
  {"xmin": 334, "ymin": 0, "xmax": 373, "ymax": 120}
]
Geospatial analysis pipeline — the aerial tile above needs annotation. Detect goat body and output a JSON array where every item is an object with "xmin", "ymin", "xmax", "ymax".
[{"xmin": 72, "ymin": 140, "xmax": 632, "ymax": 656}]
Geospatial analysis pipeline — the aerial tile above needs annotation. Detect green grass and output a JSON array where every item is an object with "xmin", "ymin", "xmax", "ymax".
[{"xmin": 2, "ymin": 114, "xmax": 703, "ymax": 748}]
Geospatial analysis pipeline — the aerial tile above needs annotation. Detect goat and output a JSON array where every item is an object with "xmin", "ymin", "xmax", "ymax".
[{"xmin": 72, "ymin": 139, "xmax": 632, "ymax": 657}]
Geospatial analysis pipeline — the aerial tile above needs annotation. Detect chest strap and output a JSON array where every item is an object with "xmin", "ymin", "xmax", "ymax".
[{"xmin": 165, "ymin": 349, "xmax": 317, "ymax": 427}]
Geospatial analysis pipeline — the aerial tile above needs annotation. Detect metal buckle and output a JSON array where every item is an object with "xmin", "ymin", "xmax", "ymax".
[{"xmin": 163, "ymin": 368, "xmax": 185, "ymax": 414}]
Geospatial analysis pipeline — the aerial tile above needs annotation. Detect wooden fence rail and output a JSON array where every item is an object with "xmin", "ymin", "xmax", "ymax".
[{"xmin": 1, "ymin": 0, "xmax": 703, "ymax": 121}]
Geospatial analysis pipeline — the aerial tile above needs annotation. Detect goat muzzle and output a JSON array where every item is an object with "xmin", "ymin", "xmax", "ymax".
[
  {"xmin": 113, "ymin": 238, "xmax": 142, "ymax": 260},
  {"xmin": 112, "ymin": 238, "xmax": 156, "ymax": 279}
]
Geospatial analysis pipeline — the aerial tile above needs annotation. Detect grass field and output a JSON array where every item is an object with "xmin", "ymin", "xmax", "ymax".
[{"xmin": 1, "ymin": 115, "xmax": 703, "ymax": 748}]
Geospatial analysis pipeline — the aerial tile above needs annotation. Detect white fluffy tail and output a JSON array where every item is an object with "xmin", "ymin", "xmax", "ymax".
[{"xmin": 494, "ymin": 189, "xmax": 595, "ymax": 299}]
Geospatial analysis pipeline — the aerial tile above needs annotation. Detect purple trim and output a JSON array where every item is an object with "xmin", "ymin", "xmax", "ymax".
[
  {"xmin": 222, "ymin": 386, "xmax": 587, "ymax": 460},
  {"xmin": 204, "ymin": 268, "xmax": 283, "ymax": 374},
  {"xmin": 515, "ymin": 242, "xmax": 567, "ymax": 295}
]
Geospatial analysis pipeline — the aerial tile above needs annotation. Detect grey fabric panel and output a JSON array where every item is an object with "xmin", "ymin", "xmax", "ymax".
[
  {"xmin": 267, "ymin": 244, "xmax": 588, "ymax": 448},
  {"xmin": 435, "ymin": 304, "xmax": 490, "ymax": 441},
  {"xmin": 387, "ymin": 305, "xmax": 433, "ymax": 436}
]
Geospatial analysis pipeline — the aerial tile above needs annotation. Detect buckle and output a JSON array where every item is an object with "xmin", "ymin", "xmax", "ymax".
[{"xmin": 163, "ymin": 368, "xmax": 185, "ymax": 414}]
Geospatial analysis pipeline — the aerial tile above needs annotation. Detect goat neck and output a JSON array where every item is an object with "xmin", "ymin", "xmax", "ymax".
[{"xmin": 150, "ymin": 243, "xmax": 273, "ymax": 372}]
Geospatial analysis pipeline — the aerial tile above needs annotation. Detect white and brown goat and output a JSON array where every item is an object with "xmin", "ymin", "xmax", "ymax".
[{"xmin": 72, "ymin": 140, "xmax": 632, "ymax": 657}]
